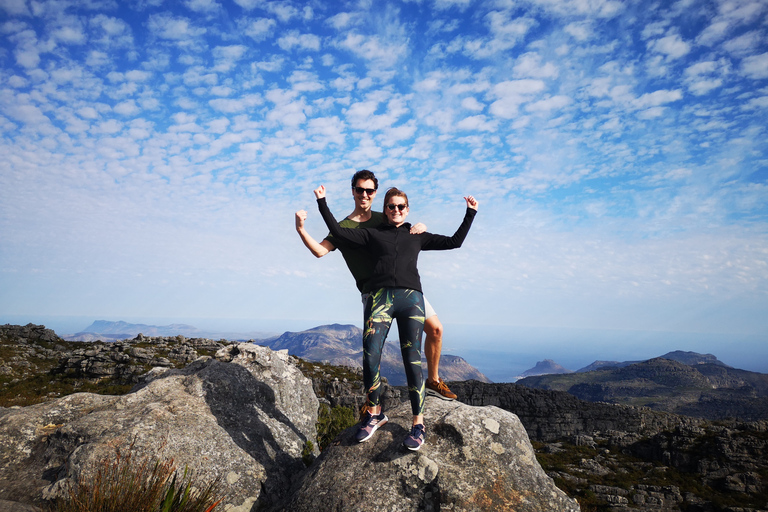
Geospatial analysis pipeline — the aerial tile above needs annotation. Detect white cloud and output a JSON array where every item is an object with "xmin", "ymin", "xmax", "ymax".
[
  {"xmin": 527, "ymin": 0, "xmax": 624, "ymax": 18},
  {"xmin": 461, "ymin": 96, "xmax": 485, "ymax": 111},
  {"xmin": 741, "ymin": 52, "xmax": 768, "ymax": 79},
  {"xmin": 184, "ymin": 0, "xmax": 221, "ymax": 13},
  {"xmin": 114, "ymin": 100, "xmax": 140, "ymax": 116},
  {"xmin": 241, "ymin": 17, "xmax": 276, "ymax": 42},
  {"xmin": 232, "ymin": 0, "xmax": 264, "ymax": 10},
  {"xmin": 649, "ymin": 34, "xmax": 690, "ymax": 59},
  {"xmin": 213, "ymin": 45, "xmax": 248, "ymax": 71},
  {"xmin": 489, "ymin": 79, "xmax": 545, "ymax": 118},
  {"xmin": 513, "ymin": 52, "xmax": 559, "ymax": 79},
  {"xmin": 51, "ymin": 21, "xmax": 87, "ymax": 45},
  {"xmin": 697, "ymin": 20, "xmax": 730, "ymax": 46},
  {"xmin": 0, "ymin": 0, "xmax": 30, "ymax": 16},
  {"xmin": 277, "ymin": 31, "xmax": 321, "ymax": 51},
  {"xmin": 633, "ymin": 89, "xmax": 683, "ymax": 109},
  {"xmin": 327, "ymin": 12, "xmax": 355, "ymax": 30},
  {"xmin": 147, "ymin": 13, "xmax": 206, "ymax": 41},
  {"xmin": 307, "ymin": 115, "xmax": 346, "ymax": 146},
  {"xmin": 434, "ymin": 0, "xmax": 472, "ymax": 11},
  {"xmin": 456, "ymin": 114, "xmax": 496, "ymax": 131},
  {"xmin": 526, "ymin": 95, "xmax": 571, "ymax": 113},
  {"xmin": 337, "ymin": 33, "xmax": 406, "ymax": 68},
  {"xmin": 723, "ymin": 30, "xmax": 764, "ymax": 57},
  {"xmin": 208, "ymin": 94, "xmax": 263, "ymax": 113},
  {"xmin": 564, "ymin": 21, "xmax": 592, "ymax": 42}
]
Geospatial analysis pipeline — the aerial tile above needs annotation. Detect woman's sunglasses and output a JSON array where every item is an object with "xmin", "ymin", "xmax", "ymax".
[{"xmin": 386, "ymin": 203, "xmax": 407, "ymax": 212}]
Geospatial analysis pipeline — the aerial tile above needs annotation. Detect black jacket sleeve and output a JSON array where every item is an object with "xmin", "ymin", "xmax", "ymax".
[
  {"xmin": 317, "ymin": 197, "xmax": 370, "ymax": 247},
  {"xmin": 421, "ymin": 208, "xmax": 477, "ymax": 251}
]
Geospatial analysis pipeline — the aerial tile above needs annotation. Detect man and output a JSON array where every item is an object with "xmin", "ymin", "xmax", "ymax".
[{"xmin": 294, "ymin": 169, "xmax": 457, "ymax": 400}]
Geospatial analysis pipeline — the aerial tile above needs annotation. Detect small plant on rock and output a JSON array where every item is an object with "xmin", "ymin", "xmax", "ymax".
[{"xmin": 49, "ymin": 442, "xmax": 222, "ymax": 512}]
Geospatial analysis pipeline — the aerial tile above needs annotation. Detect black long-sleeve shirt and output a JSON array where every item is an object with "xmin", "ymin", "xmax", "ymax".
[{"xmin": 317, "ymin": 197, "xmax": 476, "ymax": 294}]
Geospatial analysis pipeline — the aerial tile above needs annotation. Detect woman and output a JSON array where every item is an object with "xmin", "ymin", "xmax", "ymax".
[{"xmin": 315, "ymin": 185, "xmax": 478, "ymax": 451}]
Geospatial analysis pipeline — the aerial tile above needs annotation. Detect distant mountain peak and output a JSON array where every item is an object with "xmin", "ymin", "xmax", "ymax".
[
  {"xmin": 660, "ymin": 350, "xmax": 731, "ymax": 367},
  {"xmin": 519, "ymin": 359, "xmax": 572, "ymax": 379}
]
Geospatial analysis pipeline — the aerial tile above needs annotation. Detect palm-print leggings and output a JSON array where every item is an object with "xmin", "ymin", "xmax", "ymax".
[{"xmin": 363, "ymin": 287, "xmax": 426, "ymax": 416}]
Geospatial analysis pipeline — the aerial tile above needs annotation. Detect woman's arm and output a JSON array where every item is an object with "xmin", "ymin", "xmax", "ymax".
[
  {"xmin": 315, "ymin": 186, "xmax": 370, "ymax": 247},
  {"xmin": 421, "ymin": 195, "xmax": 479, "ymax": 251}
]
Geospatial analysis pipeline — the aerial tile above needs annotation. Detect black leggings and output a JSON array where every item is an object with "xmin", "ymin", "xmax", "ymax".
[{"xmin": 362, "ymin": 288, "xmax": 426, "ymax": 416}]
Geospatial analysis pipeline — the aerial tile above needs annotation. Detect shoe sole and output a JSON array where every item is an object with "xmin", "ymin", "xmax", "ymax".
[
  {"xmin": 426, "ymin": 388, "xmax": 456, "ymax": 401},
  {"xmin": 404, "ymin": 439, "xmax": 424, "ymax": 451},
  {"xmin": 356, "ymin": 416, "xmax": 388, "ymax": 443}
]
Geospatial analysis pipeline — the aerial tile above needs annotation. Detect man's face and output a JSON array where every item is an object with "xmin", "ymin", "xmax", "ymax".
[{"xmin": 352, "ymin": 179, "xmax": 377, "ymax": 210}]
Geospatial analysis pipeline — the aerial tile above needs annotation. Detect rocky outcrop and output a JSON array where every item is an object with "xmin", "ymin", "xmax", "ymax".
[
  {"xmin": 0, "ymin": 343, "xmax": 318, "ymax": 511},
  {"xmin": 449, "ymin": 380, "xmax": 768, "ymax": 512},
  {"xmin": 273, "ymin": 398, "xmax": 580, "ymax": 512},
  {"xmin": 0, "ymin": 331, "xmax": 580, "ymax": 512},
  {"xmin": 449, "ymin": 380, "xmax": 705, "ymax": 443}
]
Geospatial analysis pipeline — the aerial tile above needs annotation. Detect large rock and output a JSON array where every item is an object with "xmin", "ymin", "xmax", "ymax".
[
  {"xmin": 274, "ymin": 397, "xmax": 581, "ymax": 512},
  {"xmin": 0, "ymin": 343, "xmax": 318, "ymax": 511}
]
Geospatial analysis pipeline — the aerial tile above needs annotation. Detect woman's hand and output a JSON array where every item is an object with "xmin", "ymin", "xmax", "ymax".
[
  {"xmin": 314, "ymin": 185, "xmax": 326, "ymax": 199},
  {"xmin": 464, "ymin": 195, "xmax": 479, "ymax": 210}
]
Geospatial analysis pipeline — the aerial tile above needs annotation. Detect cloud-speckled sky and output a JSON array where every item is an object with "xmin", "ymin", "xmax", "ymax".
[{"xmin": 1, "ymin": 0, "xmax": 767, "ymax": 374}]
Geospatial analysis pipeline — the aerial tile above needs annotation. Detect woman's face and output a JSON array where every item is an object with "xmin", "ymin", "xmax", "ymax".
[{"xmin": 385, "ymin": 195, "xmax": 409, "ymax": 227}]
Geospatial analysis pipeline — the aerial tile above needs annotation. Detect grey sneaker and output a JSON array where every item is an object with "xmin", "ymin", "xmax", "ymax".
[
  {"xmin": 403, "ymin": 424, "xmax": 426, "ymax": 451},
  {"xmin": 355, "ymin": 410, "xmax": 388, "ymax": 443}
]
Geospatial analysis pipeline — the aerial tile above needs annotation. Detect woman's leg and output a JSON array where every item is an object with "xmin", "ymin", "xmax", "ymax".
[
  {"xmin": 393, "ymin": 289, "xmax": 426, "ymax": 421},
  {"xmin": 362, "ymin": 288, "xmax": 394, "ymax": 411}
]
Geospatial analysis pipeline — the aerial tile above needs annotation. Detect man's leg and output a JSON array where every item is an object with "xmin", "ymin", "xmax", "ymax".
[
  {"xmin": 424, "ymin": 315, "xmax": 443, "ymax": 383},
  {"xmin": 423, "ymin": 298, "xmax": 457, "ymax": 400}
]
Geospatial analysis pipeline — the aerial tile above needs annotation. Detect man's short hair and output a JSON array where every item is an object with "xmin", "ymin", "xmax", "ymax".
[{"xmin": 351, "ymin": 169, "xmax": 378, "ymax": 190}]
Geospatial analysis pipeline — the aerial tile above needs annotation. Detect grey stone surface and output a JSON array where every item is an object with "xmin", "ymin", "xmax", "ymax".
[
  {"xmin": 0, "ymin": 343, "xmax": 318, "ymax": 511},
  {"xmin": 273, "ymin": 397, "xmax": 581, "ymax": 512}
]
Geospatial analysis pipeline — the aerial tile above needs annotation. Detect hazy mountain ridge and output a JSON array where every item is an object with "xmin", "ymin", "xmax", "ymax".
[
  {"xmin": 518, "ymin": 356, "xmax": 768, "ymax": 421},
  {"xmin": 260, "ymin": 323, "xmax": 491, "ymax": 386},
  {"xmin": 574, "ymin": 350, "xmax": 730, "ymax": 373},
  {"xmin": 64, "ymin": 320, "xmax": 275, "ymax": 343}
]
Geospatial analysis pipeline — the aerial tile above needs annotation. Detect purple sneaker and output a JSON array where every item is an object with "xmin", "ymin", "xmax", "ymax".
[
  {"xmin": 403, "ymin": 424, "xmax": 426, "ymax": 451},
  {"xmin": 355, "ymin": 411, "xmax": 388, "ymax": 442}
]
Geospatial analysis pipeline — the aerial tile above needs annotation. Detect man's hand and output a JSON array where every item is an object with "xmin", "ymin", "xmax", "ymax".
[
  {"xmin": 410, "ymin": 222, "xmax": 427, "ymax": 234},
  {"xmin": 295, "ymin": 210, "xmax": 308, "ymax": 231},
  {"xmin": 464, "ymin": 195, "xmax": 479, "ymax": 210},
  {"xmin": 314, "ymin": 185, "xmax": 326, "ymax": 199}
]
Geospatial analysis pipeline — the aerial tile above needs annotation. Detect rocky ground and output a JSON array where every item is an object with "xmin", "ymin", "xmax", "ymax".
[{"xmin": 2, "ymin": 323, "xmax": 767, "ymax": 511}]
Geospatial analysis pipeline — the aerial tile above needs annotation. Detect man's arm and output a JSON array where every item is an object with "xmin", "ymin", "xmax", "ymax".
[{"xmin": 295, "ymin": 210, "xmax": 335, "ymax": 258}]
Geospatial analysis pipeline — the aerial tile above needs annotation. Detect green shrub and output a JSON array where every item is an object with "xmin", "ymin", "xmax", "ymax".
[
  {"xmin": 316, "ymin": 403, "xmax": 356, "ymax": 451},
  {"xmin": 49, "ymin": 443, "xmax": 222, "ymax": 512}
]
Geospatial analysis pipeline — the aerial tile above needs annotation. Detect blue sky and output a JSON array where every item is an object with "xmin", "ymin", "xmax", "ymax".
[{"xmin": 1, "ymin": 0, "xmax": 767, "ymax": 373}]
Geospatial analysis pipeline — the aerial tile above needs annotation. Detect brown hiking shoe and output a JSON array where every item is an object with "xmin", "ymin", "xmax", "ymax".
[{"xmin": 425, "ymin": 378, "xmax": 457, "ymax": 400}]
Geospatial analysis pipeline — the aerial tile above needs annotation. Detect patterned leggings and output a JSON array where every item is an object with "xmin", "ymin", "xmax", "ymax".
[{"xmin": 363, "ymin": 288, "xmax": 426, "ymax": 416}]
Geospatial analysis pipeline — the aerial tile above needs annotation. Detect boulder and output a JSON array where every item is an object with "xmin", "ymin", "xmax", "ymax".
[
  {"xmin": 0, "ymin": 343, "xmax": 318, "ymax": 511},
  {"xmin": 273, "ymin": 397, "xmax": 581, "ymax": 512}
]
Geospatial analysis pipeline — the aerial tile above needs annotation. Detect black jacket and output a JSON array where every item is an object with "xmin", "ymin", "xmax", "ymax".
[{"xmin": 317, "ymin": 197, "xmax": 476, "ymax": 293}]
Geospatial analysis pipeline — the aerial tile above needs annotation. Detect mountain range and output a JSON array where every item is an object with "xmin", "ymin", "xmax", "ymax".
[
  {"xmin": 63, "ymin": 321, "xmax": 490, "ymax": 386},
  {"xmin": 259, "ymin": 323, "xmax": 490, "ymax": 386},
  {"xmin": 518, "ymin": 350, "xmax": 731, "ymax": 377},
  {"xmin": 517, "ymin": 355, "xmax": 768, "ymax": 421},
  {"xmin": 64, "ymin": 320, "xmax": 274, "ymax": 342}
]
